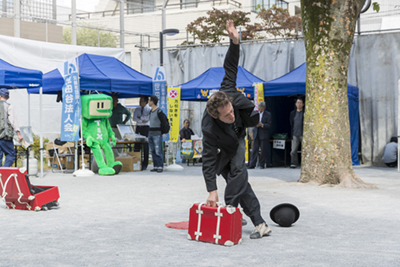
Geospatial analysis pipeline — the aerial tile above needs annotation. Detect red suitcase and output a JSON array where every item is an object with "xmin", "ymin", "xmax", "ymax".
[
  {"xmin": 188, "ymin": 203, "xmax": 243, "ymax": 246},
  {"xmin": 0, "ymin": 167, "xmax": 60, "ymax": 211}
]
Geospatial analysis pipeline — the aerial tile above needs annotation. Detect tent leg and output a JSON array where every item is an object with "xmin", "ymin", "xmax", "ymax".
[{"xmin": 40, "ymin": 87, "xmax": 43, "ymax": 178}]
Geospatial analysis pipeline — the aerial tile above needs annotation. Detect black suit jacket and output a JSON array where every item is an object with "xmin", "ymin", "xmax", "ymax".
[
  {"xmin": 201, "ymin": 40, "xmax": 259, "ymax": 192},
  {"xmin": 252, "ymin": 110, "xmax": 272, "ymax": 141},
  {"xmin": 179, "ymin": 127, "xmax": 194, "ymax": 140}
]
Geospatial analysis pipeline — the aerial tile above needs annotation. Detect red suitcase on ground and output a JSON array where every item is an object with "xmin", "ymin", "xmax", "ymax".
[
  {"xmin": 0, "ymin": 167, "xmax": 60, "ymax": 211},
  {"xmin": 188, "ymin": 203, "xmax": 243, "ymax": 246}
]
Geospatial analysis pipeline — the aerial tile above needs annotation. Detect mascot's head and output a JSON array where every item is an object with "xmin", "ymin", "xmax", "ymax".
[{"xmin": 81, "ymin": 94, "xmax": 113, "ymax": 119}]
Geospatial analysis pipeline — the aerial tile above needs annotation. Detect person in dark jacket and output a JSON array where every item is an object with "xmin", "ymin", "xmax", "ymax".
[
  {"xmin": 248, "ymin": 101, "xmax": 272, "ymax": 169},
  {"xmin": 201, "ymin": 20, "xmax": 271, "ymax": 239},
  {"xmin": 179, "ymin": 119, "xmax": 195, "ymax": 140},
  {"xmin": 289, "ymin": 98, "xmax": 304, "ymax": 168}
]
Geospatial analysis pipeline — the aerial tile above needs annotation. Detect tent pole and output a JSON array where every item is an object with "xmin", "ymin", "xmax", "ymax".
[
  {"xmin": 397, "ymin": 80, "xmax": 400, "ymax": 172},
  {"xmin": 40, "ymin": 87, "xmax": 43, "ymax": 178},
  {"xmin": 27, "ymin": 91, "xmax": 30, "ymax": 127}
]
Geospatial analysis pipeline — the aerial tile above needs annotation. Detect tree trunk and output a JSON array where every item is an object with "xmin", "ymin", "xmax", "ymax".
[{"xmin": 299, "ymin": 0, "xmax": 375, "ymax": 188}]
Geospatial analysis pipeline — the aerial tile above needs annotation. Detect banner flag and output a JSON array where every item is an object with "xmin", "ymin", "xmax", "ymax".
[
  {"xmin": 152, "ymin": 66, "xmax": 168, "ymax": 141},
  {"xmin": 59, "ymin": 58, "xmax": 81, "ymax": 141},
  {"xmin": 167, "ymin": 87, "xmax": 181, "ymax": 142},
  {"xmin": 253, "ymin": 83, "xmax": 264, "ymax": 111}
]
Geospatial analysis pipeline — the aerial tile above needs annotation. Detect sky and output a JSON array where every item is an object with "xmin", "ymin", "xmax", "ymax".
[{"xmin": 57, "ymin": 0, "xmax": 101, "ymax": 12}]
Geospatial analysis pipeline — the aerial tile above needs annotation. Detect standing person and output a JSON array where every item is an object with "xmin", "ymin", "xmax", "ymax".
[
  {"xmin": 0, "ymin": 88, "xmax": 24, "ymax": 167},
  {"xmin": 132, "ymin": 96, "xmax": 152, "ymax": 171},
  {"xmin": 109, "ymin": 94, "xmax": 132, "ymax": 128},
  {"xmin": 381, "ymin": 137, "xmax": 398, "ymax": 167},
  {"xmin": 248, "ymin": 102, "xmax": 272, "ymax": 169},
  {"xmin": 289, "ymin": 98, "xmax": 304, "ymax": 169},
  {"xmin": 202, "ymin": 20, "xmax": 271, "ymax": 239},
  {"xmin": 148, "ymin": 95, "xmax": 164, "ymax": 173},
  {"xmin": 179, "ymin": 119, "xmax": 195, "ymax": 140}
]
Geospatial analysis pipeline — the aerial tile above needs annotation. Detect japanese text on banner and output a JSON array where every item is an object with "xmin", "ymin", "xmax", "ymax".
[
  {"xmin": 253, "ymin": 83, "xmax": 264, "ymax": 111},
  {"xmin": 167, "ymin": 87, "xmax": 181, "ymax": 142},
  {"xmin": 152, "ymin": 66, "xmax": 168, "ymax": 141},
  {"xmin": 59, "ymin": 58, "xmax": 81, "ymax": 141}
]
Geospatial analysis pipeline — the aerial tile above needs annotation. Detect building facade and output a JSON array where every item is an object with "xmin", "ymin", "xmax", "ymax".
[{"xmin": 0, "ymin": 0, "xmax": 62, "ymax": 43}]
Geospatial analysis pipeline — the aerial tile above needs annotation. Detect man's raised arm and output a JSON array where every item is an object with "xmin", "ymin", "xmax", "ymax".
[{"xmin": 220, "ymin": 20, "xmax": 240, "ymax": 93}]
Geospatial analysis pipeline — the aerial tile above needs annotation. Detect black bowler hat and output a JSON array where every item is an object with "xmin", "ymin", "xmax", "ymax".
[{"xmin": 270, "ymin": 203, "xmax": 300, "ymax": 227}]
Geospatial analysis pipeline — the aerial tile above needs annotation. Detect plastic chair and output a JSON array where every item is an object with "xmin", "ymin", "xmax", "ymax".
[{"xmin": 51, "ymin": 139, "xmax": 75, "ymax": 173}]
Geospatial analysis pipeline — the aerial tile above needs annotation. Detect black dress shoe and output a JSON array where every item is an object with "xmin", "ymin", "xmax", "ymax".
[
  {"xmin": 150, "ymin": 169, "xmax": 158, "ymax": 172},
  {"xmin": 247, "ymin": 166, "xmax": 255, "ymax": 169},
  {"xmin": 260, "ymin": 166, "xmax": 265, "ymax": 169}
]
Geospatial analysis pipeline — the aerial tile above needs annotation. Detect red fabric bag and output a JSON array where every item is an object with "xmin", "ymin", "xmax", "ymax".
[{"xmin": 188, "ymin": 203, "xmax": 243, "ymax": 246}]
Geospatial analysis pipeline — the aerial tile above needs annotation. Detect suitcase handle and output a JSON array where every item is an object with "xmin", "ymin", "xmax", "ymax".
[{"xmin": 198, "ymin": 202, "xmax": 225, "ymax": 208}]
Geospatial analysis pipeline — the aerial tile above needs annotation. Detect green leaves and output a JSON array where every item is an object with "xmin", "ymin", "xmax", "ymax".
[
  {"xmin": 185, "ymin": 8, "xmax": 250, "ymax": 44},
  {"xmin": 63, "ymin": 23, "xmax": 119, "ymax": 48},
  {"xmin": 185, "ymin": 5, "xmax": 302, "ymax": 44},
  {"xmin": 372, "ymin": 2, "xmax": 380, "ymax": 12}
]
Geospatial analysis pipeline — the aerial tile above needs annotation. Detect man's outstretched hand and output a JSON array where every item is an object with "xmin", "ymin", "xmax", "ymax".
[{"xmin": 226, "ymin": 20, "xmax": 239, "ymax": 45}]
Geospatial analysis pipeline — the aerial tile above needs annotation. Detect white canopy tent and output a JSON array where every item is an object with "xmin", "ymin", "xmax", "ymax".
[{"xmin": 0, "ymin": 34, "xmax": 124, "ymax": 177}]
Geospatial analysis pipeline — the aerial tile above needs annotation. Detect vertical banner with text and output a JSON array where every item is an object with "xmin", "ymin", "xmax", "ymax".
[
  {"xmin": 253, "ymin": 83, "xmax": 264, "ymax": 111},
  {"xmin": 167, "ymin": 87, "xmax": 181, "ymax": 142},
  {"xmin": 59, "ymin": 58, "xmax": 81, "ymax": 141},
  {"xmin": 152, "ymin": 66, "xmax": 168, "ymax": 140}
]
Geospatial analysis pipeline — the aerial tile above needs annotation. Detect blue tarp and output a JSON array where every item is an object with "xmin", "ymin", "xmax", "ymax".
[
  {"xmin": 179, "ymin": 66, "xmax": 265, "ymax": 100},
  {"xmin": 27, "ymin": 53, "xmax": 152, "ymax": 98},
  {"xmin": 0, "ymin": 59, "xmax": 42, "ymax": 88},
  {"xmin": 263, "ymin": 63, "xmax": 360, "ymax": 166}
]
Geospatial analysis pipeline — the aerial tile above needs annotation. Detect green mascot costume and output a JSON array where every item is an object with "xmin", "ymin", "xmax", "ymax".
[{"xmin": 81, "ymin": 94, "xmax": 123, "ymax": 175}]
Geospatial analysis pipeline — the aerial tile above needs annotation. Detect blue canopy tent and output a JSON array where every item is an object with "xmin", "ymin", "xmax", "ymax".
[
  {"xmin": 27, "ymin": 53, "xmax": 152, "ymax": 98},
  {"xmin": 263, "ymin": 63, "xmax": 360, "ymax": 166},
  {"xmin": 179, "ymin": 66, "xmax": 265, "ymax": 100},
  {"xmin": 0, "ymin": 58, "xmax": 44, "ymax": 177},
  {"xmin": 0, "ymin": 58, "xmax": 42, "ymax": 88}
]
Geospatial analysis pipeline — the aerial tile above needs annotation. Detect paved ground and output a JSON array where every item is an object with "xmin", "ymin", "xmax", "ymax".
[{"xmin": 0, "ymin": 164, "xmax": 399, "ymax": 267}]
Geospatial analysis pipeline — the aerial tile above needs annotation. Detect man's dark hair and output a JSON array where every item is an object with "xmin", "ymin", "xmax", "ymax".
[
  {"xmin": 184, "ymin": 119, "xmax": 190, "ymax": 124},
  {"xmin": 390, "ymin": 136, "xmax": 398, "ymax": 143},
  {"xmin": 140, "ymin": 96, "xmax": 149, "ymax": 104},
  {"xmin": 295, "ymin": 98, "xmax": 304, "ymax": 104},
  {"xmin": 150, "ymin": 95, "xmax": 158, "ymax": 106},
  {"xmin": 206, "ymin": 91, "xmax": 233, "ymax": 118}
]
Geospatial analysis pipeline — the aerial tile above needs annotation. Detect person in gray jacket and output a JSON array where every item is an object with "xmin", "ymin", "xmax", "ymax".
[
  {"xmin": 0, "ymin": 88, "xmax": 24, "ymax": 167},
  {"xmin": 201, "ymin": 20, "xmax": 271, "ymax": 239},
  {"xmin": 289, "ymin": 98, "xmax": 304, "ymax": 168},
  {"xmin": 382, "ymin": 137, "xmax": 398, "ymax": 167}
]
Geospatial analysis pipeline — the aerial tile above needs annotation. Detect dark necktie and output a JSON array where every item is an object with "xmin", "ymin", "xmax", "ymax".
[
  {"xmin": 141, "ymin": 107, "xmax": 144, "ymax": 118},
  {"xmin": 232, "ymin": 122, "xmax": 239, "ymax": 136}
]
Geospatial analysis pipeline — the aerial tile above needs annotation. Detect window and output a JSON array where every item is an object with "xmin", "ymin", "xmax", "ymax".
[
  {"xmin": 253, "ymin": 0, "xmax": 288, "ymax": 11},
  {"xmin": 180, "ymin": 0, "xmax": 199, "ymax": 9},
  {"xmin": 127, "ymin": 0, "xmax": 155, "ymax": 15}
]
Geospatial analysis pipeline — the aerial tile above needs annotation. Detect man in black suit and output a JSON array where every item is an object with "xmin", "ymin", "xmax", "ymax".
[
  {"xmin": 179, "ymin": 119, "xmax": 195, "ymax": 140},
  {"xmin": 248, "ymin": 102, "xmax": 272, "ymax": 169},
  {"xmin": 201, "ymin": 20, "xmax": 271, "ymax": 239}
]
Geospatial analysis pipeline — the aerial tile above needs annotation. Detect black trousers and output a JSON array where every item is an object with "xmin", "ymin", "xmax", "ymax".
[
  {"xmin": 220, "ymin": 138, "xmax": 265, "ymax": 226},
  {"xmin": 249, "ymin": 136, "xmax": 268, "ymax": 168},
  {"xmin": 135, "ymin": 126, "xmax": 149, "ymax": 170}
]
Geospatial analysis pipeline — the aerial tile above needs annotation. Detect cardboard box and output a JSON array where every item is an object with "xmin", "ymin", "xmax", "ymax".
[
  {"xmin": 51, "ymin": 156, "xmax": 74, "ymax": 170},
  {"xmin": 116, "ymin": 152, "xmax": 141, "ymax": 172},
  {"xmin": 46, "ymin": 142, "xmax": 75, "ymax": 166}
]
